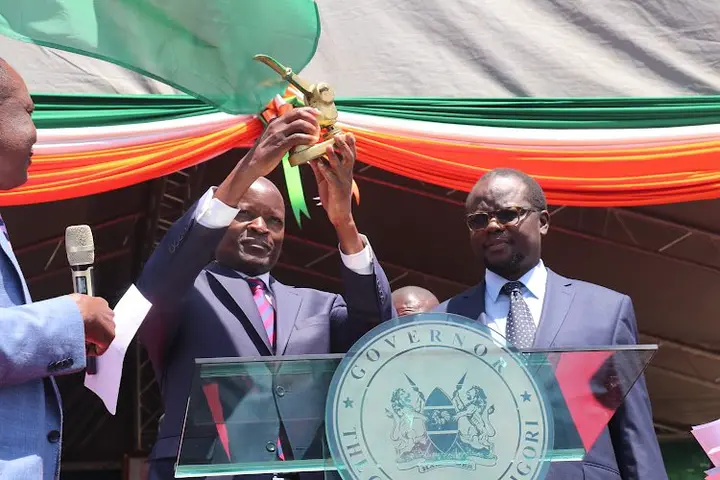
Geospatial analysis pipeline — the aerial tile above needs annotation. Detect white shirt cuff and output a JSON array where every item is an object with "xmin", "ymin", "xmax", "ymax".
[
  {"xmin": 195, "ymin": 187, "xmax": 239, "ymax": 228},
  {"xmin": 339, "ymin": 234, "xmax": 374, "ymax": 275}
]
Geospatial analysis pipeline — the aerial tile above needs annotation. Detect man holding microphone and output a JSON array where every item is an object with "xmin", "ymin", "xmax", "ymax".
[{"xmin": 0, "ymin": 58, "xmax": 116, "ymax": 479}]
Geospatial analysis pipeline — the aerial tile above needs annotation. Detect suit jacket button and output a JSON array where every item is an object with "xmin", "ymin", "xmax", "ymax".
[
  {"xmin": 47, "ymin": 362, "xmax": 57, "ymax": 372},
  {"xmin": 66, "ymin": 358, "xmax": 74, "ymax": 368},
  {"xmin": 47, "ymin": 430, "xmax": 61, "ymax": 443},
  {"xmin": 265, "ymin": 441, "xmax": 276, "ymax": 453},
  {"xmin": 275, "ymin": 386, "xmax": 285, "ymax": 397}
]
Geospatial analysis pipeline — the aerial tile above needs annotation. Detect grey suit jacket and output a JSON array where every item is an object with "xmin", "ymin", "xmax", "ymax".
[
  {"xmin": 136, "ymin": 201, "xmax": 394, "ymax": 478},
  {"xmin": 435, "ymin": 268, "xmax": 668, "ymax": 480}
]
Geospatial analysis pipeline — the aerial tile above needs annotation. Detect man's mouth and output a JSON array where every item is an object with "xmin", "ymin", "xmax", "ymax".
[
  {"xmin": 240, "ymin": 239, "xmax": 272, "ymax": 254},
  {"xmin": 485, "ymin": 236, "xmax": 510, "ymax": 247},
  {"xmin": 485, "ymin": 236, "xmax": 511, "ymax": 253}
]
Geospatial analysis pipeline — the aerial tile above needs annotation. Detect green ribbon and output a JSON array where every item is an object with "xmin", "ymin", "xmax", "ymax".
[
  {"xmin": 267, "ymin": 96, "xmax": 310, "ymax": 228},
  {"xmin": 281, "ymin": 153, "xmax": 311, "ymax": 227}
]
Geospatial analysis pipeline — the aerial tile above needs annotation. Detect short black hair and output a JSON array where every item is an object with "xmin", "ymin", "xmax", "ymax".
[{"xmin": 469, "ymin": 168, "xmax": 547, "ymax": 210}]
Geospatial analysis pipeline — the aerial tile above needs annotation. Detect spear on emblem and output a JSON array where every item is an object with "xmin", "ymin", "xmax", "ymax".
[
  {"xmin": 404, "ymin": 374, "xmax": 426, "ymax": 403},
  {"xmin": 452, "ymin": 373, "xmax": 467, "ymax": 409}
]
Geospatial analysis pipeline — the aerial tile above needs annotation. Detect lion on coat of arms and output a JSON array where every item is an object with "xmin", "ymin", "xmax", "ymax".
[{"xmin": 385, "ymin": 374, "xmax": 498, "ymax": 472}]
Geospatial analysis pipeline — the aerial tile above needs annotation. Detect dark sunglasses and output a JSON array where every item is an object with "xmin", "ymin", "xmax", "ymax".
[{"xmin": 465, "ymin": 206, "xmax": 538, "ymax": 231}]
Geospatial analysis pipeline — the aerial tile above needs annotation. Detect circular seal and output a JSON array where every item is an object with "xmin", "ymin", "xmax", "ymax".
[{"xmin": 326, "ymin": 313, "xmax": 552, "ymax": 480}]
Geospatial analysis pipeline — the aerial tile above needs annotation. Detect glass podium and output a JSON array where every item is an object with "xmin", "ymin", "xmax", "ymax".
[{"xmin": 174, "ymin": 313, "xmax": 657, "ymax": 479}]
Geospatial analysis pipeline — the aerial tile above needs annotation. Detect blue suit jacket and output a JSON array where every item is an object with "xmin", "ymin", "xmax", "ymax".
[
  {"xmin": 435, "ymin": 268, "xmax": 668, "ymax": 480},
  {"xmin": 0, "ymin": 229, "xmax": 85, "ymax": 479},
  {"xmin": 137, "ymin": 201, "xmax": 394, "ymax": 479}
]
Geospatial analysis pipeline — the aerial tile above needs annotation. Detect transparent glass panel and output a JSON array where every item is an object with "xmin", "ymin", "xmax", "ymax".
[{"xmin": 175, "ymin": 314, "xmax": 656, "ymax": 479}]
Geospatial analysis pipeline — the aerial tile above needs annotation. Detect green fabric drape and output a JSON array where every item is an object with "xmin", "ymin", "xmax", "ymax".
[
  {"xmin": 30, "ymin": 93, "xmax": 720, "ymax": 130},
  {"xmin": 1, "ymin": 0, "xmax": 320, "ymax": 114},
  {"xmin": 31, "ymin": 94, "xmax": 217, "ymax": 129},
  {"xmin": 335, "ymin": 96, "xmax": 720, "ymax": 129}
]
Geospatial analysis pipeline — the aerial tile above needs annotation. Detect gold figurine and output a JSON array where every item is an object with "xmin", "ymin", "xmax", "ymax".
[{"xmin": 254, "ymin": 54, "xmax": 342, "ymax": 167}]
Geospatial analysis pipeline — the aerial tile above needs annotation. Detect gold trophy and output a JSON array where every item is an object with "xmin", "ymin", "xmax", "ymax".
[{"xmin": 254, "ymin": 54, "xmax": 341, "ymax": 167}]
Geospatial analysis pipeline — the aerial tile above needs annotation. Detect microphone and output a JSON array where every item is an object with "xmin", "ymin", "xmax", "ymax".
[{"xmin": 65, "ymin": 225, "xmax": 97, "ymax": 375}]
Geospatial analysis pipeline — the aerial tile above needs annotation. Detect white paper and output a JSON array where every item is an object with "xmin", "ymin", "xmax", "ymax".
[
  {"xmin": 710, "ymin": 447, "xmax": 720, "ymax": 468},
  {"xmin": 706, "ymin": 466, "xmax": 720, "ymax": 480},
  {"xmin": 84, "ymin": 284, "xmax": 152, "ymax": 414},
  {"xmin": 693, "ymin": 418, "xmax": 720, "ymax": 455}
]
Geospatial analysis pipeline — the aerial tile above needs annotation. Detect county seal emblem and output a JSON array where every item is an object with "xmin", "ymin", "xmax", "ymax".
[{"xmin": 326, "ymin": 313, "xmax": 552, "ymax": 480}]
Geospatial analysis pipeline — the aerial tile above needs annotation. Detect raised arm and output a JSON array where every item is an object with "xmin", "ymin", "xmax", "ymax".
[
  {"xmin": 309, "ymin": 133, "xmax": 394, "ymax": 351},
  {"xmin": 138, "ymin": 106, "xmax": 322, "ymax": 307},
  {"xmin": 137, "ymin": 107, "xmax": 322, "ymax": 365},
  {"xmin": 330, "ymin": 244, "xmax": 394, "ymax": 352}
]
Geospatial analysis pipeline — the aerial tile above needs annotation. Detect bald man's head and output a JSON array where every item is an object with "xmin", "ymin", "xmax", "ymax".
[
  {"xmin": 392, "ymin": 286, "xmax": 439, "ymax": 317},
  {"xmin": 0, "ymin": 59, "xmax": 36, "ymax": 190},
  {"xmin": 215, "ymin": 177, "xmax": 286, "ymax": 275}
]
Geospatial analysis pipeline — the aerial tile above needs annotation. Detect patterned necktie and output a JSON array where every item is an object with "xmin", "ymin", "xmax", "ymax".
[
  {"xmin": 501, "ymin": 281, "xmax": 536, "ymax": 348},
  {"xmin": 247, "ymin": 278, "xmax": 276, "ymax": 351},
  {"xmin": 246, "ymin": 278, "xmax": 286, "ymax": 460}
]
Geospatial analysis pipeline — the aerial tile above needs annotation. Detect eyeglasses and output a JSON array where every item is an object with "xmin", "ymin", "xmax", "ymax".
[{"xmin": 465, "ymin": 206, "xmax": 537, "ymax": 231}]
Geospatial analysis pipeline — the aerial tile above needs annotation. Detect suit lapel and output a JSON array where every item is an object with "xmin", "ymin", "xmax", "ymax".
[
  {"xmin": 534, "ymin": 269, "xmax": 574, "ymax": 348},
  {"xmin": 206, "ymin": 264, "xmax": 272, "ymax": 353},
  {"xmin": 446, "ymin": 283, "xmax": 486, "ymax": 321},
  {"xmin": 0, "ymin": 232, "xmax": 30, "ymax": 303},
  {"xmin": 271, "ymin": 280, "xmax": 302, "ymax": 355}
]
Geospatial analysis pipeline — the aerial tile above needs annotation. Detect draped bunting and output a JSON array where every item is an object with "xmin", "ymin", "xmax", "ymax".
[
  {"xmin": 340, "ymin": 116, "xmax": 720, "ymax": 206},
  {"xmin": 32, "ymin": 94, "xmax": 218, "ymax": 129},
  {"xmin": 5, "ymin": 94, "xmax": 720, "ymax": 207},
  {"xmin": 2, "ymin": 116, "xmax": 262, "ymax": 205},
  {"xmin": 335, "ymin": 96, "xmax": 720, "ymax": 129}
]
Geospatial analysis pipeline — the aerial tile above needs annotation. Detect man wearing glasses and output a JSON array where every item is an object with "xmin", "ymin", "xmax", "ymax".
[{"xmin": 435, "ymin": 168, "xmax": 667, "ymax": 479}]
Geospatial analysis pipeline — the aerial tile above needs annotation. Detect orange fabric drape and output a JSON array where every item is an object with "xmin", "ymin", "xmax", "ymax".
[
  {"xmin": 4, "ymin": 113, "xmax": 720, "ymax": 207},
  {"xmin": 0, "ymin": 118, "xmax": 263, "ymax": 205},
  {"xmin": 346, "ymin": 127, "xmax": 720, "ymax": 206}
]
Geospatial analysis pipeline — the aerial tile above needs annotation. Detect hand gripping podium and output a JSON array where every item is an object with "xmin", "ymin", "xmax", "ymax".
[{"xmin": 174, "ymin": 313, "xmax": 657, "ymax": 479}]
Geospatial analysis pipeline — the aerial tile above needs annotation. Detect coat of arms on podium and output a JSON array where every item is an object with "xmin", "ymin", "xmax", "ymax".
[
  {"xmin": 385, "ymin": 374, "xmax": 499, "ymax": 472},
  {"xmin": 326, "ymin": 314, "xmax": 553, "ymax": 480}
]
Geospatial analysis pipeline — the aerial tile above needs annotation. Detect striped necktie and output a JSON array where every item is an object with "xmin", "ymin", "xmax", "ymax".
[
  {"xmin": 247, "ymin": 278, "xmax": 276, "ymax": 351},
  {"xmin": 246, "ymin": 278, "xmax": 286, "ymax": 460}
]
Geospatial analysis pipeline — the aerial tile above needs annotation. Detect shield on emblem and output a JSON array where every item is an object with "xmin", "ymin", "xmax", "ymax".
[{"xmin": 423, "ymin": 388, "xmax": 458, "ymax": 453}]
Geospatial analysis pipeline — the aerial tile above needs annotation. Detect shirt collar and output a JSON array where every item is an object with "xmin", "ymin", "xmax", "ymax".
[
  {"xmin": 235, "ymin": 270, "xmax": 272, "ymax": 289},
  {"xmin": 485, "ymin": 260, "xmax": 547, "ymax": 302}
]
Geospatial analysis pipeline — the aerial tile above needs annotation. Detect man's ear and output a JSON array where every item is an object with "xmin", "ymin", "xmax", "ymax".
[{"xmin": 539, "ymin": 210, "xmax": 550, "ymax": 236}]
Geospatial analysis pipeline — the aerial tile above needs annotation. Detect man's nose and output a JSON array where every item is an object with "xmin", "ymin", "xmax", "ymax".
[
  {"xmin": 247, "ymin": 217, "xmax": 268, "ymax": 232},
  {"xmin": 485, "ymin": 217, "xmax": 504, "ymax": 233}
]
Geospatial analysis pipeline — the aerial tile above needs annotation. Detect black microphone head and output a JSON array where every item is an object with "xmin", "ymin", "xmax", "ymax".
[{"xmin": 65, "ymin": 225, "xmax": 95, "ymax": 266}]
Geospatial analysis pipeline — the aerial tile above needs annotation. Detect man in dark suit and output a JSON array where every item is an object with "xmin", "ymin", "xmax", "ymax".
[
  {"xmin": 137, "ymin": 107, "xmax": 393, "ymax": 479},
  {"xmin": 435, "ymin": 168, "xmax": 667, "ymax": 479}
]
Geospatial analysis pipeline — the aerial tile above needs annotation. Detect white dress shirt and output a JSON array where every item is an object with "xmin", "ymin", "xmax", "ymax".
[
  {"xmin": 483, "ymin": 260, "xmax": 548, "ymax": 339},
  {"xmin": 193, "ymin": 187, "xmax": 376, "ymax": 298}
]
